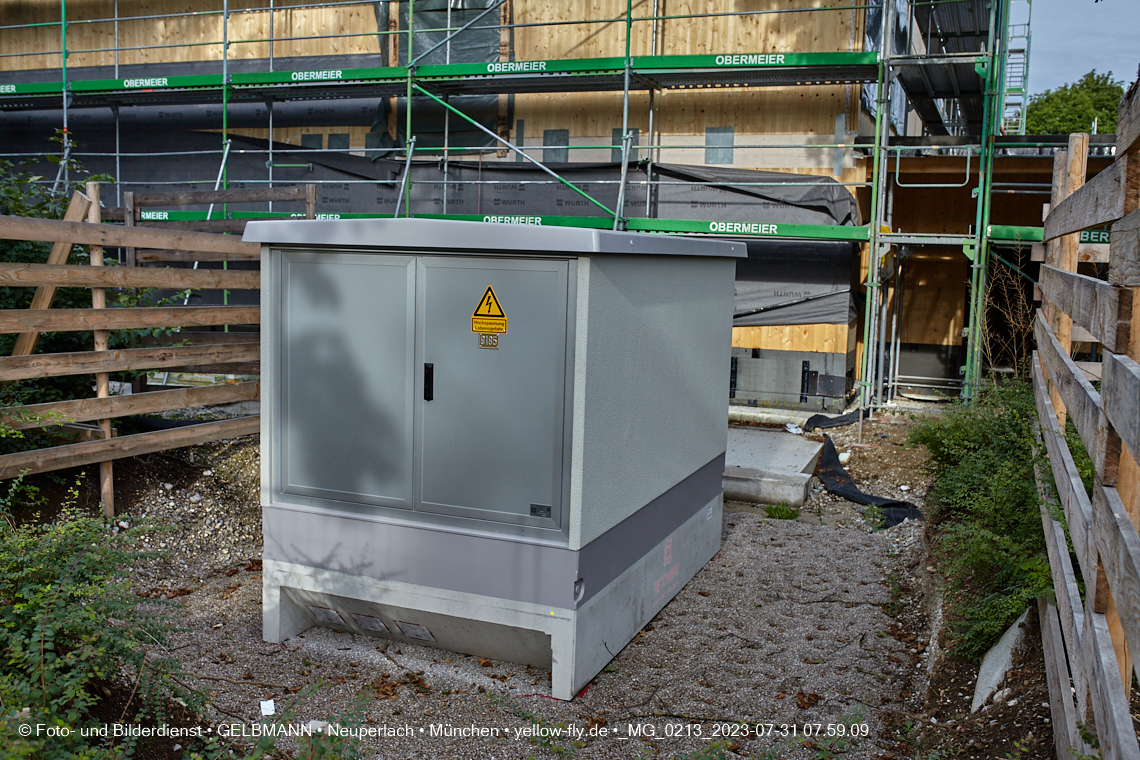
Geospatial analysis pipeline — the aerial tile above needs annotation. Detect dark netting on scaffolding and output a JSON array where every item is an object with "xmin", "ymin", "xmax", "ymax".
[
  {"xmin": 651, "ymin": 164, "xmax": 859, "ymax": 226},
  {"xmin": 367, "ymin": 0, "xmax": 507, "ymax": 152},
  {"xmin": 733, "ymin": 238, "xmax": 859, "ymax": 326}
]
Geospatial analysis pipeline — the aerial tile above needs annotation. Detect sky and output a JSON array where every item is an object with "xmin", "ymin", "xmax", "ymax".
[{"xmin": 1022, "ymin": 0, "xmax": 1140, "ymax": 96}]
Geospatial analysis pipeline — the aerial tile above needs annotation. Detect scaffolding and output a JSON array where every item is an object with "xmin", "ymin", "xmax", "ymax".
[{"xmin": 0, "ymin": 0, "xmax": 1033, "ymax": 408}]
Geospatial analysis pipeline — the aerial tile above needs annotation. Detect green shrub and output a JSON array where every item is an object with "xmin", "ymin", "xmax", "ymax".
[
  {"xmin": 909, "ymin": 379, "xmax": 1050, "ymax": 660},
  {"xmin": 0, "ymin": 478, "xmax": 197, "ymax": 759}
]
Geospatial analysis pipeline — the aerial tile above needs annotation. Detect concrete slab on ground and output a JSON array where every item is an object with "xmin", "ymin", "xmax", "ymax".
[{"xmin": 722, "ymin": 425, "xmax": 823, "ymax": 507}]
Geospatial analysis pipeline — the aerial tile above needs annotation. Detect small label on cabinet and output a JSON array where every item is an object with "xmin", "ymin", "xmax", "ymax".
[{"xmin": 478, "ymin": 333, "xmax": 499, "ymax": 349}]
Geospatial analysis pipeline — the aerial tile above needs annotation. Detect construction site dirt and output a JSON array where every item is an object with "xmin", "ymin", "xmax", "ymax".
[{"xmin": 29, "ymin": 412, "xmax": 1094, "ymax": 759}]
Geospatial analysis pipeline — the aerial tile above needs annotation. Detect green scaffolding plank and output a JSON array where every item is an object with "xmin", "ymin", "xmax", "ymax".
[
  {"xmin": 69, "ymin": 74, "xmax": 222, "ymax": 93},
  {"xmin": 232, "ymin": 211, "xmax": 870, "ymax": 241},
  {"xmin": 628, "ymin": 218, "xmax": 871, "ymax": 241},
  {"xmin": 414, "ymin": 213, "xmax": 612, "ymax": 229},
  {"xmin": 987, "ymin": 225, "xmax": 1042, "ymax": 242},
  {"xmin": 632, "ymin": 51, "xmax": 879, "ymax": 71},
  {"xmin": 416, "ymin": 58, "xmax": 626, "ymax": 79},
  {"xmin": 988, "ymin": 226, "xmax": 1111, "ymax": 244},
  {"xmin": 231, "ymin": 66, "xmax": 408, "ymax": 86},
  {"xmin": 0, "ymin": 81, "xmax": 63, "ymax": 95},
  {"xmin": 232, "ymin": 211, "xmax": 377, "ymax": 220},
  {"xmin": 136, "ymin": 210, "xmax": 219, "ymax": 221}
]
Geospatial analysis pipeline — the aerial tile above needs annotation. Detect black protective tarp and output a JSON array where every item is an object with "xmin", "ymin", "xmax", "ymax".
[
  {"xmin": 652, "ymin": 163, "xmax": 858, "ymax": 226},
  {"xmin": 733, "ymin": 238, "xmax": 858, "ymax": 326},
  {"xmin": 817, "ymin": 435, "xmax": 923, "ymax": 528}
]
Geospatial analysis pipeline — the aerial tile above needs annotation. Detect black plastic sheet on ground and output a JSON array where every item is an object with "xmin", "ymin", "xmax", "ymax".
[
  {"xmin": 817, "ymin": 435, "xmax": 923, "ymax": 528},
  {"xmin": 804, "ymin": 407, "xmax": 870, "ymax": 432}
]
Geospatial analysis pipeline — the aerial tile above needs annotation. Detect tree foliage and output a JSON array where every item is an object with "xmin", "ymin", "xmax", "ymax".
[{"xmin": 1025, "ymin": 70, "xmax": 1124, "ymax": 135}]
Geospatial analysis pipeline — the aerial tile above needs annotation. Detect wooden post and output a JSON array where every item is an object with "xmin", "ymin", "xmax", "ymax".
[
  {"xmin": 86, "ymin": 182, "xmax": 114, "ymax": 518},
  {"xmin": 305, "ymin": 184, "xmax": 317, "ymax": 219},
  {"xmin": 123, "ymin": 191, "xmax": 136, "ymax": 268},
  {"xmin": 1044, "ymin": 135, "xmax": 1090, "ymax": 428},
  {"xmin": 11, "ymin": 190, "xmax": 93, "ymax": 356}
]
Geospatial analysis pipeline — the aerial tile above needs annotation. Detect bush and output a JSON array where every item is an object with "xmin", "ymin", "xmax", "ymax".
[
  {"xmin": 0, "ymin": 478, "xmax": 197, "ymax": 759},
  {"xmin": 909, "ymin": 379, "xmax": 1050, "ymax": 660}
]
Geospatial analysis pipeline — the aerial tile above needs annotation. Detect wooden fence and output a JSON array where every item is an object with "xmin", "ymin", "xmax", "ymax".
[
  {"xmin": 0, "ymin": 184, "xmax": 313, "ymax": 516},
  {"xmin": 1033, "ymin": 84, "xmax": 1140, "ymax": 760}
]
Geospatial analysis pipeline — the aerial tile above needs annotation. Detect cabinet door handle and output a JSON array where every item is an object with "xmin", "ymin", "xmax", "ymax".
[{"xmin": 424, "ymin": 363, "xmax": 434, "ymax": 401}]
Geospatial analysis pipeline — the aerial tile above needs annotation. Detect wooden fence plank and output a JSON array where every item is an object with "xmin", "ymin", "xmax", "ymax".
[
  {"xmin": 1044, "ymin": 156, "xmax": 1139, "ymax": 242},
  {"xmin": 1033, "ymin": 356, "xmax": 1094, "ymax": 568},
  {"xmin": 0, "ymin": 215, "xmax": 259, "ymax": 256},
  {"xmin": 0, "ymin": 381, "xmax": 259, "ymax": 429},
  {"xmin": 0, "ymin": 343, "xmax": 259, "ymax": 381},
  {"xmin": 12, "ymin": 191, "xmax": 94, "ymax": 356},
  {"xmin": 135, "ymin": 248, "xmax": 261, "ymax": 263},
  {"xmin": 0, "ymin": 263, "xmax": 261, "ymax": 291},
  {"xmin": 1118, "ymin": 82, "xmax": 1140, "ymax": 156},
  {"xmin": 1034, "ymin": 441, "xmax": 1090, "ymax": 720},
  {"xmin": 129, "ymin": 186, "xmax": 307, "ymax": 208},
  {"xmin": 161, "ymin": 362, "xmax": 260, "ymax": 376},
  {"xmin": 0, "ymin": 416, "xmax": 259, "ymax": 479},
  {"xmin": 1038, "ymin": 599, "xmax": 1082, "ymax": 759},
  {"xmin": 1103, "ymin": 352, "xmax": 1140, "ymax": 467},
  {"xmin": 1082, "ymin": 607, "xmax": 1140, "ymax": 760},
  {"xmin": 1040, "ymin": 265, "xmax": 1132, "ymax": 353},
  {"xmin": 1093, "ymin": 481, "xmax": 1140, "ymax": 689},
  {"xmin": 1035, "ymin": 312, "xmax": 1106, "ymax": 465},
  {"xmin": 0, "ymin": 306, "xmax": 259, "ymax": 334},
  {"xmin": 1110, "ymin": 209, "xmax": 1140, "ymax": 288}
]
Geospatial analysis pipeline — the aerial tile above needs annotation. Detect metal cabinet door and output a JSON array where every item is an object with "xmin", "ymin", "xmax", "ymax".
[
  {"xmin": 416, "ymin": 256, "xmax": 570, "ymax": 530},
  {"xmin": 279, "ymin": 251, "xmax": 416, "ymax": 510}
]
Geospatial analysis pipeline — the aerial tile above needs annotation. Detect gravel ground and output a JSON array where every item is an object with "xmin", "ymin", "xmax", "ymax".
[{"xmin": 116, "ymin": 413, "xmax": 935, "ymax": 759}]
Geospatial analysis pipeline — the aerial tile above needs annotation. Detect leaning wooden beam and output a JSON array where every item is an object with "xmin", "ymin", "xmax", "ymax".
[
  {"xmin": 1035, "ymin": 311, "xmax": 1107, "ymax": 467},
  {"xmin": 1110, "ymin": 209, "xmax": 1140, "ymax": 288},
  {"xmin": 135, "ymin": 248, "xmax": 261, "ymax": 263},
  {"xmin": 1102, "ymin": 352, "xmax": 1140, "ymax": 466},
  {"xmin": 0, "ymin": 214, "xmax": 259, "ymax": 256},
  {"xmin": 0, "ymin": 415, "xmax": 259, "ymax": 479},
  {"xmin": 0, "ymin": 305, "xmax": 259, "ymax": 334},
  {"xmin": 1032, "ymin": 356, "xmax": 1093, "ymax": 569},
  {"xmin": 1039, "ymin": 265, "xmax": 1133, "ymax": 354},
  {"xmin": 0, "ymin": 381, "xmax": 260, "ymax": 429},
  {"xmin": 12, "ymin": 191, "xmax": 93, "ymax": 356},
  {"xmin": 130, "ymin": 186, "xmax": 307, "ymax": 207},
  {"xmin": 0, "ymin": 263, "xmax": 261, "ymax": 291},
  {"xmin": 0, "ymin": 343, "xmax": 260, "ymax": 381},
  {"xmin": 1043, "ymin": 156, "xmax": 1140, "ymax": 242}
]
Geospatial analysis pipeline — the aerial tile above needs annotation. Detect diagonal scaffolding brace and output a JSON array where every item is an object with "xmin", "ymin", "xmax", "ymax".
[{"xmin": 410, "ymin": 83, "xmax": 617, "ymax": 220}]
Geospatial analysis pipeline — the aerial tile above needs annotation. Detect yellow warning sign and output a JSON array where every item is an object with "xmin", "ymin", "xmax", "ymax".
[{"xmin": 471, "ymin": 286, "xmax": 508, "ymax": 334}]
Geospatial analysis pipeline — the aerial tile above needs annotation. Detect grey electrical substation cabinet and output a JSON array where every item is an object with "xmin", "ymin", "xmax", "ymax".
[{"xmin": 245, "ymin": 218, "xmax": 743, "ymax": 699}]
